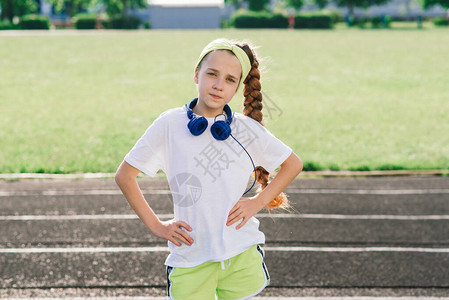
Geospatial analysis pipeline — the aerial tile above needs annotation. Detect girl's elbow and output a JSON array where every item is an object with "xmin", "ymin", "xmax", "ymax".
[
  {"xmin": 297, "ymin": 158, "xmax": 303, "ymax": 174},
  {"xmin": 287, "ymin": 152, "xmax": 303, "ymax": 175},
  {"xmin": 114, "ymin": 169, "xmax": 125, "ymax": 187},
  {"xmin": 115, "ymin": 161, "xmax": 137, "ymax": 187},
  {"xmin": 295, "ymin": 155, "xmax": 303, "ymax": 175},
  {"xmin": 282, "ymin": 152, "xmax": 303, "ymax": 176}
]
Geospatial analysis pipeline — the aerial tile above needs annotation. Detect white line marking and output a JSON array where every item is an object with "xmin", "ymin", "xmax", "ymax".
[
  {"xmin": 0, "ymin": 247, "xmax": 170, "ymax": 253},
  {"xmin": 2, "ymin": 298, "xmax": 159, "ymax": 300},
  {"xmin": 2, "ymin": 246, "xmax": 449, "ymax": 254},
  {"xmin": 297, "ymin": 214, "xmax": 449, "ymax": 220},
  {"xmin": 0, "ymin": 189, "xmax": 170, "ymax": 197},
  {"xmin": 260, "ymin": 214, "xmax": 449, "ymax": 220},
  {"xmin": 256, "ymin": 298, "xmax": 449, "ymax": 300},
  {"xmin": 6, "ymin": 298, "xmax": 449, "ymax": 300},
  {"xmin": 0, "ymin": 214, "xmax": 169, "ymax": 221},
  {"xmin": 286, "ymin": 188, "xmax": 449, "ymax": 195},
  {"xmin": 263, "ymin": 247, "xmax": 449, "ymax": 253},
  {"xmin": 1, "ymin": 214, "xmax": 449, "ymax": 221},
  {"xmin": 2, "ymin": 188, "xmax": 449, "ymax": 197},
  {"xmin": 6, "ymin": 298, "xmax": 164, "ymax": 300},
  {"xmin": 0, "ymin": 172, "xmax": 116, "ymax": 179}
]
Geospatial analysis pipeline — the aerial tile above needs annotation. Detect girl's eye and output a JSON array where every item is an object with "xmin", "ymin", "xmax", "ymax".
[
  {"xmin": 227, "ymin": 78, "xmax": 236, "ymax": 83},
  {"xmin": 208, "ymin": 72, "xmax": 217, "ymax": 76}
]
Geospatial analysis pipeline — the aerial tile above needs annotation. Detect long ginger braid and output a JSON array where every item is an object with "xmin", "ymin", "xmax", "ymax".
[{"xmin": 236, "ymin": 43, "xmax": 288, "ymax": 210}]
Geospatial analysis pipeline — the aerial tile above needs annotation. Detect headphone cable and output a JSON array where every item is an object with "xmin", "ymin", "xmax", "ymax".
[{"xmin": 230, "ymin": 134, "xmax": 257, "ymax": 196}]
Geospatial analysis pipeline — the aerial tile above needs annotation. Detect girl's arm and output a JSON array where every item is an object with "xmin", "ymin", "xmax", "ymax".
[
  {"xmin": 115, "ymin": 161, "xmax": 194, "ymax": 247},
  {"xmin": 227, "ymin": 152, "xmax": 303, "ymax": 229}
]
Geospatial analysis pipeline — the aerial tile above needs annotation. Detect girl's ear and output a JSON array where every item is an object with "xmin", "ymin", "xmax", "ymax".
[{"xmin": 194, "ymin": 68, "xmax": 199, "ymax": 84}]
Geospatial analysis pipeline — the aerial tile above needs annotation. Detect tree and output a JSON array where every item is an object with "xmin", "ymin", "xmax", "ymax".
[
  {"xmin": 47, "ymin": 0, "xmax": 91, "ymax": 17},
  {"xmin": 423, "ymin": 0, "xmax": 449, "ymax": 8},
  {"xmin": 334, "ymin": 0, "xmax": 390, "ymax": 20},
  {"xmin": 286, "ymin": 0, "xmax": 304, "ymax": 10},
  {"xmin": 314, "ymin": 0, "xmax": 329, "ymax": 9},
  {"xmin": 49, "ymin": 0, "xmax": 148, "ymax": 18},
  {"xmin": 101, "ymin": 0, "xmax": 146, "ymax": 17},
  {"xmin": 224, "ymin": 0, "xmax": 246, "ymax": 9},
  {"xmin": 417, "ymin": 0, "xmax": 448, "ymax": 28},
  {"xmin": 0, "ymin": 0, "xmax": 37, "ymax": 22},
  {"xmin": 248, "ymin": 0, "xmax": 270, "ymax": 11},
  {"xmin": 224, "ymin": 0, "xmax": 270, "ymax": 11}
]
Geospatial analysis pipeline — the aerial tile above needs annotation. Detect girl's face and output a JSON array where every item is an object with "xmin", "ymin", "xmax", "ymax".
[{"xmin": 194, "ymin": 50, "xmax": 241, "ymax": 117}]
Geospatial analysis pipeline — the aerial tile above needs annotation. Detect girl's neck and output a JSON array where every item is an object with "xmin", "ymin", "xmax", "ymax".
[{"xmin": 192, "ymin": 101, "xmax": 224, "ymax": 118}]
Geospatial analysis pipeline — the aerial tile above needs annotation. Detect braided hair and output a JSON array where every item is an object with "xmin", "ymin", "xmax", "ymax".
[{"xmin": 236, "ymin": 42, "xmax": 288, "ymax": 210}]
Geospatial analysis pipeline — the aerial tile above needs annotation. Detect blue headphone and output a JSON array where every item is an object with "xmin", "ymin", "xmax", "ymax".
[
  {"xmin": 185, "ymin": 98, "xmax": 257, "ymax": 195},
  {"xmin": 186, "ymin": 98, "xmax": 232, "ymax": 141}
]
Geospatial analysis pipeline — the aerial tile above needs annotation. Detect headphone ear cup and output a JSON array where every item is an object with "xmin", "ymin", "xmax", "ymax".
[
  {"xmin": 188, "ymin": 115, "xmax": 208, "ymax": 136},
  {"xmin": 211, "ymin": 121, "xmax": 231, "ymax": 141}
]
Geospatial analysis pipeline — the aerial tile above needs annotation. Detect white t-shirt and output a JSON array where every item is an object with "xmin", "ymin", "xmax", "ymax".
[{"xmin": 125, "ymin": 106, "xmax": 292, "ymax": 268}]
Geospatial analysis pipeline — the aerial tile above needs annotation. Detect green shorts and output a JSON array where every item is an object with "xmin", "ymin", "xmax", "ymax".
[{"xmin": 166, "ymin": 245, "xmax": 270, "ymax": 300}]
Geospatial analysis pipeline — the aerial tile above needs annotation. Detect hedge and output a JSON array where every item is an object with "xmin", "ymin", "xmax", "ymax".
[
  {"xmin": 71, "ymin": 14, "xmax": 141, "ymax": 30},
  {"xmin": 73, "ymin": 13, "xmax": 97, "ymax": 29},
  {"xmin": 0, "ymin": 21, "xmax": 19, "ymax": 30},
  {"xmin": 231, "ymin": 11, "xmax": 288, "ymax": 28},
  {"xmin": 345, "ymin": 16, "xmax": 392, "ymax": 28},
  {"xmin": 321, "ymin": 9, "xmax": 343, "ymax": 23},
  {"xmin": 294, "ymin": 13, "xmax": 333, "ymax": 29},
  {"xmin": 109, "ymin": 16, "xmax": 142, "ymax": 29},
  {"xmin": 19, "ymin": 14, "xmax": 50, "ymax": 30},
  {"xmin": 229, "ymin": 10, "xmax": 338, "ymax": 29},
  {"xmin": 433, "ymin": 17, "xmax": 449, "ymax": 27},
  {"xmin": 371, "ymin": 16, "xmax": 392, "ymax": 28}
]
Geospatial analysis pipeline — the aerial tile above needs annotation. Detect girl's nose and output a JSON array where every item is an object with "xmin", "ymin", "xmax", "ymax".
[{"xmin": 213, "ymin": 77, "xmax": 224, "ymax": 90}]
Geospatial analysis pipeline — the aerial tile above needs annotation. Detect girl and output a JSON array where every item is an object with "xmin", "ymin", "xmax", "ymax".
[{"xmin": 115, "ymin": 38, "xmax": 303, "ymax": 300}]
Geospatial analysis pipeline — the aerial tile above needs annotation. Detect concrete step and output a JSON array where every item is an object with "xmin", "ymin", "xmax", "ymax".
[
  {"xmin": 1, "ymin": 250, "xmax": 449, "ymax": 289},
  {"xmin": 1, "ymin": 218, "xmax": 448, "ymax": 247}
]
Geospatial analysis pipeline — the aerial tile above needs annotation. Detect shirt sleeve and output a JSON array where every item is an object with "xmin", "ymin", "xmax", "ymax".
[
  {"xmin": 124, "ymin": 115, "xmax": 166, "ymax": 177},
  {"xmin": 253, "ymin": 126, "xmax": 292, "ymax": 173},
  {"xmin": 234, "ymin": 116, "xmax": 292, "ymax": 174}
]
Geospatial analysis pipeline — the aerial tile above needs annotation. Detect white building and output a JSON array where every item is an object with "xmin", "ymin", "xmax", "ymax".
[{"xmin": 146, "ymin": 0, "xmax": 224, "ymax": 29}]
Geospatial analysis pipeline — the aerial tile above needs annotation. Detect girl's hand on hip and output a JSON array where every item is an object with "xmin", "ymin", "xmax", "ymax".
[
  {"xmin": 227, "ymin": 196, "xmax": 265, "ymax": 230},
  {"xmin": 151, "ymin": 220, "xmax": 194, "ymax": 247}
]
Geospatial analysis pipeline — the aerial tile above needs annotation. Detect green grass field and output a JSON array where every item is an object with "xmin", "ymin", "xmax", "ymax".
[{"xmin": 1, "ymin": 28, "xmax": 448, "ymax": 173}]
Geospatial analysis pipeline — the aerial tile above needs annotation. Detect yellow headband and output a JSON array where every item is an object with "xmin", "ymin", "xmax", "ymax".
[{"xmin": 194, "ymin": 39, "xmax": 251, "ymax": 91}]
